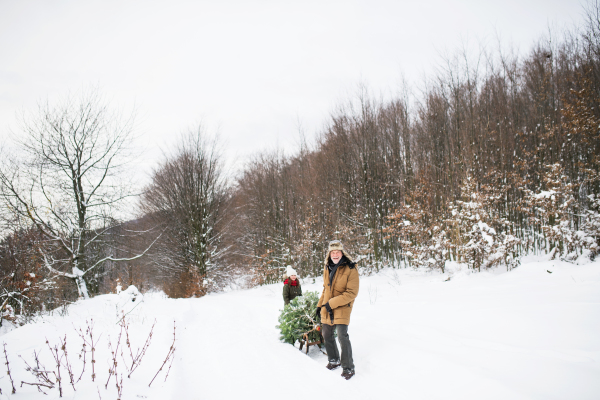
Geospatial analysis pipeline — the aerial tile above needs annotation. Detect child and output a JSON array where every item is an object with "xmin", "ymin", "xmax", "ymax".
[{"xmin": 283, "ymin": 265, "xmax": 302, "ymax": 305}]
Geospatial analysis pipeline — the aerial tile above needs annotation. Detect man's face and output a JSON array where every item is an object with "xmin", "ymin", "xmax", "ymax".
[{"xmin": 330, "ymin": 250, "xmax": 342, "ymax": 264}]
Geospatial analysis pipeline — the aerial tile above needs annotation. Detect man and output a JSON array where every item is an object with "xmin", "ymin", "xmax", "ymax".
[{"xmin": 316, "ymin": 240, "xmax": 359, "ymax": 380}]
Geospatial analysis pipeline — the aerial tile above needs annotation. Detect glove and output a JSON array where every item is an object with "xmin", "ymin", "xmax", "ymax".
[
  {"xmin": 315, "ymin": 306, "xmax": 321, "ymax": 319},
  {"xmin": 324, "ymin": 303, "xmax": 334, "ymax": 322}
]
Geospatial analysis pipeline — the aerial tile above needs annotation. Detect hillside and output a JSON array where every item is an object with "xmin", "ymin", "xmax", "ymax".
[{"xmin": 1, "ymin": 255, "xmax": 599, "ymax": 400}]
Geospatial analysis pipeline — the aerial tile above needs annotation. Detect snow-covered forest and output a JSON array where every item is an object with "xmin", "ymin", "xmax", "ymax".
[
  {"xmin": 4, "ymin": 2, "xmax": 599, "ymax": 313},
  {"xmin": 0, "ymin": 1, "xmax": 600, "ymax": 397},
  {"xmin": 0, "ymin": 0, "xmax": 600, "ymax": 400}
]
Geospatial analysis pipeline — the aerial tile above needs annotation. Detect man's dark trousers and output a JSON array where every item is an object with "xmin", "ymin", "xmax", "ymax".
[{"xmin": 321, "ymin": 324, "xmax": 354, "ymax": 372}]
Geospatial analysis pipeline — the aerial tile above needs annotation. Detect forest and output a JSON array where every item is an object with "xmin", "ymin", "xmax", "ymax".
[{"xmin": 1, "ymin": 2, "xmax": 599, "ymax": 325}]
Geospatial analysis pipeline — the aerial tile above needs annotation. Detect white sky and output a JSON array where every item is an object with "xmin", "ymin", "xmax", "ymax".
[{"xmin": 0, "ymin": 0, "xmax": 584, "ymax": 183}]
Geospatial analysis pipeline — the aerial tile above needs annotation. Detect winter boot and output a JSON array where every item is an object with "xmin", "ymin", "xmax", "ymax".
[
  {"xmin": 341, "ymin": 369, "xmax": 355, "ymax": 380},
  {"xmin": 326, "ymin": 360, "xmax": 341, "ymax": 370}
]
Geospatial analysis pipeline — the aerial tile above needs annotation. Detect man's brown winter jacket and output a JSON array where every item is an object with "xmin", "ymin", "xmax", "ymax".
[{"xmin": 317, "ymin": 259, "xmax": 359, "ymax": 325}]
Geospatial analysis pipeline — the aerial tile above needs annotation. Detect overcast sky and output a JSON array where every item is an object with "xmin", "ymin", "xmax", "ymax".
[{"xmin": 0, "ymin": 0, "xmax": 584, "ymax": 182}]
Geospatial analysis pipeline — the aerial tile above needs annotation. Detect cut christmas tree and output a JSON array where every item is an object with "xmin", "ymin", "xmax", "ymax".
[{"xmin": 277, "ymin": 291, "xmax": 321, "ymax": 345}]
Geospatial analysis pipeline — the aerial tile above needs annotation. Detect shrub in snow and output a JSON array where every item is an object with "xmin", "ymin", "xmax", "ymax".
[
  {"xmin": 10, "ymin": 316, "xmax": 176, "ymax": 398},
  {"xmin": 449, "ymin": 174, "xmax": 522, "ymax": 271},
  {"xmin": 116, "ymin": 285, "xmax": 144, "ymax": 321},
  {"xmin": 522, "ymin": 163, "xmax": 576, "ymax": 259},
  {"xmin": 277, "ymin": 291, "xmax": 321, "ymax": 345},
  {"xmin": 408, "ymin": 224, "xmax": 451, "ymax": 273},
  {"xmin": 492, "ymin": 232, "xmax": 522, "ymax": 270},
  {"xmin": 119, "ymin": 285, "xmax": 142, "ymax": 302},
  {"xmin": 451, "ymin": 176, "xmax": 488, "ymax": 268},
  {"xmin": 581, "ymin": 193, "xmax": 600, "ymax": 258},
  {"xmin": 1, "ymin": 304, "xmax": 15, "ymax": 321},
  {"xmin": 522, "ymin": 163, "xmax": 600, "ymax": 262},
  {"xmin": 386, "ymin": 198, "xmax": 451, "ymax": 273},
  {"xmin": 0, "ymin": 227, "xmax": 61, "ymax": 325}
]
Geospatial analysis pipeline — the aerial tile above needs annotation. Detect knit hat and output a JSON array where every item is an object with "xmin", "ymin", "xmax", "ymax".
[
  {"xmin": 286, "ymin": 265, "xmax": 298, "ymax": 277},
  {"xmin": 324, "ymin": 240, "xmax": 353, "ymax": 265}
]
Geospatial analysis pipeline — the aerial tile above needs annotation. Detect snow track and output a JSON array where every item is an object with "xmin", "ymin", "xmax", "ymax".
[{"xmin": 1, "ymin": 256, "xmax": 599, "ymax": 399}]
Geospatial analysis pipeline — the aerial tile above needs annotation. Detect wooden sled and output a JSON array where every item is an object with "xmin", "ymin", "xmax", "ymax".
[{"xmin": 298, "ymin": 328, "xmax": 324, "ymax": 354}]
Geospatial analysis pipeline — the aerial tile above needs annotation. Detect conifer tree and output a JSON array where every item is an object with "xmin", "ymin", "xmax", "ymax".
[{"xmin": 277, "ymin": 291, "xmax": 321, "ymax": 345}]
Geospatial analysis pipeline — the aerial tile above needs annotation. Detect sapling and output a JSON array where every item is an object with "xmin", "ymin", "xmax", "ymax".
[
  {"xmin": 59, "ymin": 335, "xmax": 77, "ymax": 390},
  {"xmin": 76, "ymin": 332, "xmax": 87, "ymax": 384},
  {"xmin": 76, "ymin": 319, "xmax": 100, "ymax": 382},
  {"xmin": 164, "ymin": 346, "xmax": 175, "ymax": 383},
  {"xmin": 105, "ymin": 323, "xmax": 124, "ymax": 389},
  {"xmin": 120, "ymin": 315, "xmax": 156, "ymax": 378},
  {"xmin": 47, "ymin": 339, "xmax": 64, "ymax": 397},
  {"xmin": 149, "ymin": 321, "xmax": 176, "ymax": 387},
  {"xmin": 3, "ymin": 342, "xmax": 16, "ymax": 394}
]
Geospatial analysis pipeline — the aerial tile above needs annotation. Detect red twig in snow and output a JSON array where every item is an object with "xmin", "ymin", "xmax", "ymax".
[
  {"xmin": 120, "ymin": 315, "xmax": 155, "ymax": 378},
  {"xmin": 59, "ymin": 335, "xmax": 76, "ymax": 391},
  {"xmin": 19, "ymin": 349, "xmax": 55, "ymax": 394},
  {"xmin": 75, "ymin": 330, "xmax": 87, "ymax": 384},
  {"xmin": 20, "ymin": 381, "xmax": 53, "ymax": 393},
  {"xmin": 47, "ymin": 339, "xmax": 64, "ymax": 397},
  {"xmin": 3, "ymin": 342, "xmax": 16, "ymax": 394},
  {"xmin": 116, "ymin": 373, "xmax": 123, "ymax": 400},
  {"xmin": 148, "ymin": 321, "xmax": 176, "ymax": 387},
  {"xmin": 76, "ymin": 319, "xmax": 100, "ymax": 382},
  {"xmin": 105, "ymin": 323, "xmax": 123, "ymax": 389}
]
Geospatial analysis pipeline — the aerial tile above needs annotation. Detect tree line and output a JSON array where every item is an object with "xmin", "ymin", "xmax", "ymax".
[{"xmin": 1, "ymin": 2, "xmax": 599, "ymax": 324}]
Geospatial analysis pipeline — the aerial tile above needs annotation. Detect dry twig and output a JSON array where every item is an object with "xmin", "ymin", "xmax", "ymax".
[
  {"xmin": 47, "ymin": 339, "xmax": 64, "ymax": 397},
  {"xmin": 120, "ymin": 315, "xmax": 155, "ymax": 378},
  {"xmin": 59, "ymin": 335, "xmax": 77, "ymax": 391},
  {"xmin": 76, "ymin": 319, "xmax": 100, "ymax": 382},
  {"xmin": 105, "ymin": 323, "xmax": 123, "ymax": 389},
  {"xmin": 148, "ymin": 321, "xmax": 176, "ymax": 387},
  {"xmin": 19, "ymin": 350, "xmax": 55, "ymax": 394},
  {"xmin": 3, "ymin": 342, "xmax": 16, "ymax": 394}
]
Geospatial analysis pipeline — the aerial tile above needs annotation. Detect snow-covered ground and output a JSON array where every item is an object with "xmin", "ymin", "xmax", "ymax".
[{"xmin": 1, "ymin": 255, "xmax": 599, "ymax": 400}]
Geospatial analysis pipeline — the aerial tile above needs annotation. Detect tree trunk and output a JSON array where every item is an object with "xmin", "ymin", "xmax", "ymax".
[{"xmin": 73, "ymin": 268, "xmax": 90, "ymax": 299}]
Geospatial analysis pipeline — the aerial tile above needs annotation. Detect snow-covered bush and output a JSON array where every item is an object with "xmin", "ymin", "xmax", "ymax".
[
  {"xmin": 450, "ymin": 176, "xmax": 495, "ymax": 271},
  {"xmin": 521, "ymin": 163, "xmax": 600, "ymax": 262},
  {"xmin": 8, "ymin": 315, "xmax": 176, "ymax": 398},
  {"xmin": 1, "ymin": 303, "xmax": 15, "ymax": 321},
  {"xmin": 581, "ymin": 193, "xmax": 600, "ymax": 258},
  {"xmin": 404, "ymin": 223, "xmax": 452, "ymax": 273},
  {"xmin": 448, "ymin": 173, "xmax": 522, "ymax": 271},
  {"xmin": 386, "ymin": 197, "xmax": 452, "ymax": 273},
  {"xmin": 277, "ymin": 291, "xmax": 320, "ymax": 345}
]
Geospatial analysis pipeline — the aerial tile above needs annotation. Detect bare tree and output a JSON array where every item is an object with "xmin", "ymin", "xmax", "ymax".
[
  {"xmin": 140, "ymin": 127, "xmax": 229, "ymax": 296},
  {"xmin": 0, "ymin": 89, "xmax": 155, "ymax": 299}
]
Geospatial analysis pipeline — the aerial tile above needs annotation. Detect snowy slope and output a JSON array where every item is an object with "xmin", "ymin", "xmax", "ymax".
[{"xmin": 1, "ymin": 255, "xmax": 599, "ymax": 400}]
